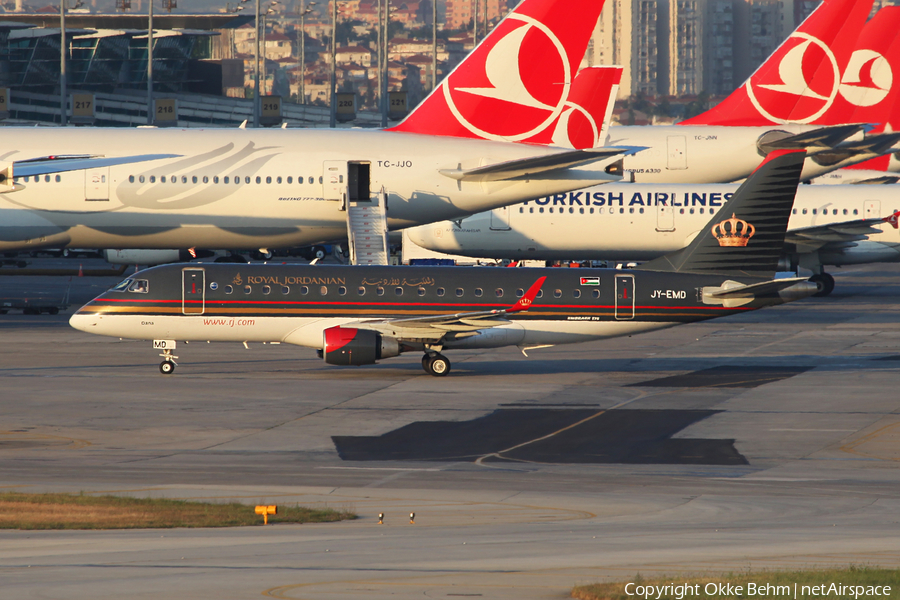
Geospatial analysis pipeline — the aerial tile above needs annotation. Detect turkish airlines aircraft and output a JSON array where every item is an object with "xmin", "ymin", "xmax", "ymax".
[
  {"xmin": 390, "ymin": 0, "xmax": 889, "ymax": 184},
  {"xmin": 69, "ymin": 151, "xmax": 817, "ymax": 377},
  {"xmin": 407, "ymin": 182, "xmax": 900, "ymax": 297},
  {"xmin": 0, "ymin": 0, "xmax": 630, "ymax": 260}
]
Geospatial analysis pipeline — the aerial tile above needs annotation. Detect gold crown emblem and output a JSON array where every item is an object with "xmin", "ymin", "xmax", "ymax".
[
  {"xmin": 232, "ymin": 273, "xmax": 242, "ymax": 286},
  {"xmin": 712, "ymin": 213, "xmax": 756, "ymax": 247}
]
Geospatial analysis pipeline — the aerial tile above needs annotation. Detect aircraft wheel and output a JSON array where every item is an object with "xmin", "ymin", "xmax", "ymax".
[
  {"xmin": 313, "ymin": 246, "xmax": 327, "ymax": 260},
  {"xmin": 809, "ymin": 273, "xmax": 835, "ymax": 297},
  {"xmin": 159, "ymin": 361, "xmax": 176, "ymax": 375},
  {"xmin": 421, "ymin": 354, "xmax": 432, "ymax": 373},
  {"xmin": 427, "ymin": 354, "xmax": 451, "ymax": 377}
]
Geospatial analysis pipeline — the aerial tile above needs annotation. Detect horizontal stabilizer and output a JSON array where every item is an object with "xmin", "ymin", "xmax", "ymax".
[
  {"xmin": 784, "ymin": 212, "xmax": 897, "ymax": 251},
  {"xmin": 439, "ymin": 147, "xmax": 641, "ymax": 182},
  {"xmin": 703, "ymin": 277, "xmax": 818, "ymax": 307},
  {"xmin": 810, "ymin": 132, "xmax": 900, "ymax": 167},
  {"xmin": 758, "ymin": 124, "xmax": 863, "ymax": 154},
  {"xmin": 848, "ymin": 175, "xmax": 900, "ymax": 185}
]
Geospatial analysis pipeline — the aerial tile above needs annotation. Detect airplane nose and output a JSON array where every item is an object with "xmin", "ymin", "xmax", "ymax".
[
  {"xmin": 407, "ymin": 224, "xmax": 442, "ymax": 248},
  {"xmin": 69, "ymin": 312, "xmax": 99, "ymax": 333}
]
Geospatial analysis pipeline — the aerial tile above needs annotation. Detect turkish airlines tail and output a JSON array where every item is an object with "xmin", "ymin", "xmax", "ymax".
[
  {"xmin": 387, "ymin": 0, "xmax": 607, "ymax": 145},
  {"xmin": 682, "ymin": 0, "xmax": 873, "ymax": 126}
]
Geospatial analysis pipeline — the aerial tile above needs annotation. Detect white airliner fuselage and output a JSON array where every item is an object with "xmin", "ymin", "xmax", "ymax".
[
  {"xmin": 409, "ymin": 184, "xmax": 900, "ymax": 268},
  {"xmin": 0, "ymin": 127, "xmax": 623, "ymax": 252}
]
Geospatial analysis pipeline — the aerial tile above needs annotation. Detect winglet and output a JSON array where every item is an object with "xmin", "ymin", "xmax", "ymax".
[
  {"xmin": 883, "ymin": 210, "xmax": 900, "ymax": 230},
  {"xmin": 507, "ymin": 276, "xmax": 546, "ymax": 313}
]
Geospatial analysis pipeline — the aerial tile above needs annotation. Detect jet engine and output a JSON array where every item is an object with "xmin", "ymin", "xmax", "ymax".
[
  {"xmin": 322, "ymin": 327, "xmax": 400, "ymax": 366},
  {"xmin": 103, "ymin": 249, "xmax": 214, "ymax": 265}
]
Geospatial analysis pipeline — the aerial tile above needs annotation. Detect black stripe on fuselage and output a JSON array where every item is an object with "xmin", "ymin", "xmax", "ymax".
[{"xmin": 80, "ymin": 264, "xmax": 769, "ymax": 324}]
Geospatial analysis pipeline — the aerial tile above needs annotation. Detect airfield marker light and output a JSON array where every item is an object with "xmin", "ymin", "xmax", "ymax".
[
  {"xmin": 409, "ymin": 512, "xmax": 415, "ymax": 524},
  {"xmin": 378, "ymin": 512, "xmax": 384, "ymax": 525},
  {"xmin": 255, "ymin": 505, "xmax": 277, "ymax": 524}
]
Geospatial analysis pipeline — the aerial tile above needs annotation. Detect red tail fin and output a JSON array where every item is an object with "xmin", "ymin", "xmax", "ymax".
[
  {"xmin": 387, "ymin": 0, "xmax": 607, "ymax": 143},
  {"xmin": 683, "ymin": 0, "xmax": 872, "ymax": 126}
]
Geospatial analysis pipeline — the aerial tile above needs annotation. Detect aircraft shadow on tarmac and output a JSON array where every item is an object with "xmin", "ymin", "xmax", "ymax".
[
  {"xmin": 629, "ymin": 365, "xmax": 814, "ymax": 388},
  {"xmin": 333, "ymin": 408, "xmax": 748, "ymax": 466}
]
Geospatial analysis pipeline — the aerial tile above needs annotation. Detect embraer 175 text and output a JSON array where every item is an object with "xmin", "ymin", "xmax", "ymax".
[{"xmin": 70, "ymin": 151, "xmax": 817, "ymax": 376}]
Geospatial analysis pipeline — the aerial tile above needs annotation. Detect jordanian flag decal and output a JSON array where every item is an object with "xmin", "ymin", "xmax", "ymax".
[{"xmin": 580, "ymin": 277, "xmax": 600, "ymax": 286}]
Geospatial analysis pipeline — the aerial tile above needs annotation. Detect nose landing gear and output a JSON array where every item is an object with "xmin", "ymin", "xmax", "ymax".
[{"xmin": 158, "ymin": 347, "xmax": 178, "ymax": 375}]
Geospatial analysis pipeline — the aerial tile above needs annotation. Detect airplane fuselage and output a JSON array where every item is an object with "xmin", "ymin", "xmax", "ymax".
[
  {"xmin": 70, "ymin": 263, "xmax": 801, "ymax": 355},
  {"xmin": 409, "ymin": 184, "xmax": 900, "ymax": 267},
  {"xmin": 0, "ymin": 127, "xmax": 620, "ymax": 252}
]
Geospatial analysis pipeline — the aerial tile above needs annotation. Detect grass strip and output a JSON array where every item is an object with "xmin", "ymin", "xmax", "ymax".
[
  {"xmin": 573, "ymin": 567, "xmax": 900, "ymax": 600},
  {"xmin": 0, "ymin": 492, "xmax": 356, "ymax": 530}
]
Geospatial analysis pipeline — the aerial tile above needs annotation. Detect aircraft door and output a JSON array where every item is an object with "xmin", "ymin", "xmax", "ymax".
[
  {"xmin": 614, "ymin": 274, "xmax": 635, "ymax": 320},
  {"xmin": 182, "ymin": 268, "xmax": 205, "ymax": 315},
  {"xmin": 347, "ymin": 162, "xmax": 371, "ymax": 202},
  {"xmin": 323, "ymin": 161, "xmax": 348, "ymax": 203},
  {"xmin": 490, "ymin": 206, "xmax": 511, "ymax": 230},
  {"xmin": 657, "ymin": 203, "xmax": 675, "ymax": 231},
  {"xmin": 667, "ymin": 136, "xmax": 687, "ymax": 170},
  {"xmin": 84, "ymin": 167, "xmax": 110, "ymax": 201},
  {"xmin": 865, "ymin": 200, "xmax": 881, "ymax": 219}
]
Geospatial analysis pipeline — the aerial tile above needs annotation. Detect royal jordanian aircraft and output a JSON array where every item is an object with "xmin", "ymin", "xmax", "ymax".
[
  {"xmin": 408, "ymin": 182, "xmax": 900, "ymax": 297},
  {"xmin": 69, "ymin": 151, "xmax": 817, "ymax": 376},
  {"xmin": 0, "ymin": 0, "xmax": 633, "ymax": 262},
  {"xmin": 390, "ymin": 0, "xmax": 897, "ymax": 184}
]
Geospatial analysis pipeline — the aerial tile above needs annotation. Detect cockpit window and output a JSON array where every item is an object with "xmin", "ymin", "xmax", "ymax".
[
  {"xmin": 111, "ymin": 278, "xmax": 132, "ymax": 292},
  {"xmin": 128, "ymin": 279, "xmax": 149, "ymax": 293}
]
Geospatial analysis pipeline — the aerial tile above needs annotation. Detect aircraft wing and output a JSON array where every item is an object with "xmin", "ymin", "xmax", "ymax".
[
  {"xmin": 439, "ymin": 148, "xmax": 642, "ymax": 182},
  {"xmin": 353, "ymin": 276, "xmax": 546, "ymax": 341},
  {"xmin": 6, "ymin": 153, "xmax": 181, "ymax": 179},
  {"xmin": 784, "ymin": 211, "xmax": 900, "ymax": 251},
  {"xmin": 758, "ymin": 124, "xmax": 864, "ymax": 154},
  {"xmin": 847, "ymin": 175, "xmax": 900, "ymax": 185}
]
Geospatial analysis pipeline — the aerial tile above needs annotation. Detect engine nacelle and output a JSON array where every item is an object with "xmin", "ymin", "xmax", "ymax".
[
  {"xmin": 103, "ymin": 249, "xmax": 213, "ymax": 265},
  {"xmin": 322, "ymin": 327, "xmax": 400, "ymax": 366}
]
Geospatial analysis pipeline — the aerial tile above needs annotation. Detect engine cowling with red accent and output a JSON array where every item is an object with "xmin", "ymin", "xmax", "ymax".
[{"xmin": 322, "ymin": 327, "xmax": 401, "ymax": 366}]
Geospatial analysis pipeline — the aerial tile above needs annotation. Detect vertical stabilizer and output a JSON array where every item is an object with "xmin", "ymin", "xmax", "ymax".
[{"xmin": 638, "ymin": 150, "xmax": 806, "ymax": 277}]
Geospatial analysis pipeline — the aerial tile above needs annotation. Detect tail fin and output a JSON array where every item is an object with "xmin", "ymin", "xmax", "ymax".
[
  {"xmin": 387, "ymin": 0, "xmax": 607, "ymax": 143},
  {"xmin": 682, "ymin": 0, "xmax": 872, "ymax": 126},
  {"xmin": 638, "ymin": 150, "xmax": 806, "ymax": 278}
]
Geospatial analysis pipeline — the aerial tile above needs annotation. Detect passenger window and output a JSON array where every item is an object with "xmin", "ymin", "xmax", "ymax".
[
  {"xmin": 843, "ymin": 209, "xmax": 848, "ymax": 215},
  {"xmin": 281, "ymin": 286, "xmax": 290, "ymax": 295},
  {"xmin": 300, "ymin": 286, "xmax": 309, "ymax": 295},
  {"xmin": 516, "ymin": 289, "xmax": 524, "ymax": 297},
  {"xmin": 320, "ymin": 286, "xmax": 328, "ymax": 295},
  {"xmin": 592, "ymin": 289, "xmax": 601, "ymax": 299},
  {"xmin": 417, "ymin": 287, "xmax": 426, "ymax": 296},
  {"xmin": 519, "ymin": 207, "xmax": 523, "ymax": 213},
  {"xmin": 629, "ymin": 208, "xmax": 634, "ymax": 214},
  {"xmin": 224, "ymin": 176, "xmax": 229, "ymax": 184},
  {"xmin": 833, "ymin": 209, "xmax": 837, "ymax": 215},
  {"xmin": 338, "ymin": 286, "xmax": 347, "ymax": 295},
  {"xmin": 474, "ymin": 288, "xmax": 483, "ymax": 297},
  {"xmin": 530, "ymin": 207, "xmax": 534, "ymax": 214},
  {"xmin": 436, "ymin": 287, "xmax": 445, "ymax": 297},
  {"xmin": 456, "ymin": 288, "xmax": 464, "ymax": 297},
  {"xmin": 287, "ymin": 176, "xmax": 293, "ymax": 184},
  {"xmin": 149, "ymin": 176, "xmax": 156, "ymax": 183},
  {"xmin": 689, "ymin": 208, "xmax": 694, "ymax": 214},
  {"xmin": 55, "ymin": 175, "xmax": 61, "ymax": 182},
  {"xmin": 358, "ymin": 286, "xmax": 366, "ymax": 296},
  {"xmin": 812, "ymin": 208, "xmax": 817, "ymax": 215},
  {"xmin": 277, "ymin": 176, "xmax": 282, "ymax": 184},
  {"xmin": 214, "ymin": 176, "xmax": 219, "ymax": 184},
  {"xmin": 244, "ymin": 285, "xmax": 252, "ymax": 294},
  {"xmin": 569, "ymin": 207, "xmax": 574, "ymax": 214},
  {"xmin": 573, "ymin": 289, "xmax": 581, "ymax": 298},
  {"xmin": 161, "ymin": 176, "xmax": 167, "ymax": 183},
  {"xmin": 549, "ymin": 207, "xmax": 554, "ymax": 214},
  {"xmin": 802, "ymin": 209, "xmax": 807, "ymax": 214},
  {"xmin": 589, "ymin": 208, "xmax": 594, "ymax": 214},
  {"xmin": 536, "ymin": 290, "xmax": 543, "ymax": 298},
  {"xmin": 225, "ymin": 285, "xmax": 233, "ymax": 294},
  {"xmin": 580, "ymin": 208, "xmax": 584, "ymax": 214},
  {"xmin": 129, "ymin": 175, "xmax": 135, "ymax": 183},
  {"xmin": 182, "ymin": 176, "xmax": 188, "ymax": 183},
  {"xmin": 139, "ymin": 175, "xmax": 145, "ymax": 183},
  {"xmin": 620, "ymin": 208, "xmax": 625, "ymax": 214},
  {"xmin": 697, "ymin": 208, "xmax": 702, "ymax": 214},
  {"xmin": 792, "ymin": 209, "xmax": 796, "ymax": 215},
  {"xmin": 192, "ymin": 176, "xmax": 198, "ymax": 184},
  {"xmin": 553, "ymin": 289, "xmax": 562, "ymax": 298},
  {"xmin": 495, "ymin": 288, "xmax": 504, "ymax": 298},
  {"xmin": 309, "ymin": 177, "xmax": 314, "ymax": 184},
  {"xmin": 854, "ymin": 209, "xmax": 858, "ymax": 215},
  {"xmin": 202, "ymin": 176, "xmax": 208, "ymax": 184},
  {"xmin": 318, "ymin": 176, "xmax": 323, "ymax": 184},
  {"xmin": 377, "ymin": 287, "xmax": 385, "ymax": 296},
  {"xmin": 679, "ymin": 208, "xmax": 684, "ymax": 214},
  {"xmin": 245, "ymin": 176, "xmax": 251, "ymax": 184},
  {"xmin": 539, "ymin": 207, "xmax": 544, "ymax": 213},
  {"xmin": 256, "ymin": 176, "xmax": 262, "ymax": 184},
  {"xmin": 395, "ymin": 287, "xmax": 403, "ymax": 296},
  {"xmin": 262, "ymin": 285, "xmax": 271, "ymax": 295},
  {"xmin": 266, "ymin": 176, "xmax": 272, "ymax": 184}
]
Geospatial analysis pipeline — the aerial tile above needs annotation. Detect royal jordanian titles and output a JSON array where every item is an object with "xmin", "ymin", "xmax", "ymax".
[
  {"xmin": 0, "ymin": 0, "xmax": 632, "ymax": 260},
  {"xmin": 70, "ymin": 151, "xmax": 818, "ymax": 376}
]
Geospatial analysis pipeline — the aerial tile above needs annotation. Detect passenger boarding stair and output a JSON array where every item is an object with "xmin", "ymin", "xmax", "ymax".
[{"xmin": 346, "ymin": 187, "xmax": 390, "ymax": 266}]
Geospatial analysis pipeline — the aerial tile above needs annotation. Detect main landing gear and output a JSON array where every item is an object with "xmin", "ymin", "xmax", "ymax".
[
  {"xmin": 422, "ymin": 353, "xmax": 451, "ymax": 376},
  {"xmin": 808, "ymin": 272, "xmax": 835, "ymax": 297}
]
